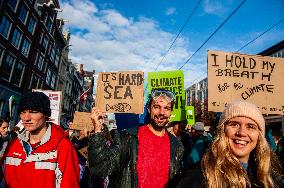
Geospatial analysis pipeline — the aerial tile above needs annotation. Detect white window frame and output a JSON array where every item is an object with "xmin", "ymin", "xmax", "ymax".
[
  {"xmin": 46, "ymin": 68, "xmax": 51, "ymax": 85},
  {"xmin": 0, "ymin": 14, "xmax": 12, "ymax": 39},
  {"xmin": 11, "ymin": 26, "xmax": 23, "ymax": 49},
  {"xmin": 18, "ymin": 2, "xmax": 29, "ymax": 24},
  {"xmin": 21, "ymin": 37, "xmax": 31, "ymax": 57},
  {"xmin": 1, "ymin": 52, "xmax": 16, "ymax": 82},
  {"xmin": 7, "ymin": 0, "xmax": 19, "ymax": 12},
  {"xmin": 35, "ymin": 51, "xmax": 45, "ymax": 71},
  {"xmin": 27, "ymin": 14, "xmax": 37, "ymax": 34},
  {"xmin": 0, "ymin": 45, "xmax": 5, "ymax": 66},
  {"xmin": 51, "ymin": 73, "xmax": 56, "ymax": 89},
  {"xmin": 29, "ymin": 72, "xmax": 40, "ymax": 89},
  {"xmin": 12, "ymin": 61, "xmax": 25, "ymax": 87}
]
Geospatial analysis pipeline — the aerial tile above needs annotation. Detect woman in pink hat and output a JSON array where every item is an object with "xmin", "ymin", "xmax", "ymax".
[{"xmin": 177, "ymin": 100, "xmax": 283, "ymax": 188}]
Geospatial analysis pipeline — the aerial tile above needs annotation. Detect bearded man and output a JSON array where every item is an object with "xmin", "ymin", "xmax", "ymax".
[{"xmin": 88, "ymin": 89, "xmax": 184, "ymax": 188}]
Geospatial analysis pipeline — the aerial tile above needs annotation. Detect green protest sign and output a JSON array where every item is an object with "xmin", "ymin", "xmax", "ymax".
[
  {"xmin": 185, "ymin": 106, "xmax": 195, "ymax": 125},
  {"xmin": 148, "ymin": 70, "xmax": 185, "ymax": 121}
]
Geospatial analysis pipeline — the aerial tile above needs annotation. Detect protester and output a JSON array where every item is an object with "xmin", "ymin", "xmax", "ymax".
[
  {"xmin": 168, "ymin": 121, "xmax": 185, "ymax": 139},
  {"xmin": 177, "ymin": 100, "xmax": 284, "ymax": 188},
  {"xmin": 0, "ymin": 117, "xmax": 16, "ymax": 158},
  {"xmin": 276, "ymin": 137, "xmax": 284, "ymax": 170},
  {"xmin": 1, "ymin": 92, "xmax": 80, "ymax": 188},
  {"xmin": 70, "ymin": 129, "xmax": 90, "ymax": 187},
  {"xmin": 183, "ymin": 122, "xmax": 212, "ymax": 169},
  {"xmin": 88, "ymin": 89, "xmax": 184, "ymax": 188}
]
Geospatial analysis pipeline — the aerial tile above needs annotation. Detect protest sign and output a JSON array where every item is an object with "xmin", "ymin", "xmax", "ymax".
[
  {"xmin": 148, "ymin": 70, "xmax": 185, "ymax": 121},
  {"xmin": 96, "ymin": 71, "xmax": 144, "ymax": 114},
  {"xmin": 32, "ymin": 89, "xmax": 62, "ymax": 125},
  {"xmin": 72, "ymin": 111, "xmax": 93, "ymax": 131},
  {"xmin": 208, "ymin": 50, "xmax": 284, "ymax": 114},
  {"xmin": 185, "ymin": 106, "xmax": 195, "ymax": 125},
  {"xmin": 79, "ymin": 147, "xmax": 88, "ymax": 160}
]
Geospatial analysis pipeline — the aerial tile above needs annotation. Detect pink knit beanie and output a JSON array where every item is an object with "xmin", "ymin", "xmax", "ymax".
[{"xmin": 218, "ymin": 100, "xmax": 265, "ymax": 134}]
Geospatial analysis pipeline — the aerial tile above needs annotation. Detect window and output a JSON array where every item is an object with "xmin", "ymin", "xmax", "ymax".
[
  {"xmin": 30, "ymin": 73, "xmax": 40, "ymax": 89},
  {"xmin": 18, "ymin": 3, "xmax": 28, "ymax": 23},
  {"xmin": 46, "ymin": 18, "xmax": 52, "ymax": 32},
  {"xmin": 46, "ymin": 68, "xmax": 51, "ymax": 84},
  {"xmin": 27, "ymin": 15, "xmax": 36, "ymax": 33},
  {"xmin": 0, "ymin": 100, "xmax": 4, "ymax": 116},
  {"xmin": 0, "ymin": 15, "xmax": 12, "ymax": 39},
  {"xmin": 7, "ymin": 0, "xmax": 18, "ymax": 12},
  {"xmin": 12, "ymin": 61, "xmax": 24, "ymax": 86},
  {"xmin": 35, "ymin": 53, "xmax": 44, "ymax": 70},
  {"xmin": 54, "ymin": 48, "xmax": 60, "ymax": 67},
  {"xmin": 41, "ymin": 35, "xmax": 48, "ymax": 50},
  {"xmin": 1, "ymin": 53, "xmax": 15, "ymax": 81},
  {"xmin": 21, "ymin": 37, "xmax": 30, "ymax": 57},
  {"xmin": 51, "ymin": 73, "xmax": 56, "ymax": 89},
  {"xmin": 11, "ymin": 27, "xmax": 22, "ymax": 49},
  {"xmin": 0, "ymin": 46, "xmax": 4, "ymax": 62},
  {"xmin": 50, "ymin": 46, "xmax": 55, "ymax": 61}
]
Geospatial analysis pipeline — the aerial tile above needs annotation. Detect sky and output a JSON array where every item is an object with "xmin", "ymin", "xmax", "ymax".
[{"xmin": 58, "ymin": 0, "xmax": 284, "ymax": 88}]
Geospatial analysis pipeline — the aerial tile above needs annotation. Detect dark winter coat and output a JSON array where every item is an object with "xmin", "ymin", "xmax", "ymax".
[
  {"xmin": 176, "ymin": 163, "xmax": 284, "ymax": 188},
  {"xmin": 88, "ymin": 126, "xmax": 184, "ymax": 188}
]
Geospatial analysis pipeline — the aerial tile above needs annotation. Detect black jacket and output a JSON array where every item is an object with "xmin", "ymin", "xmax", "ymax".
[
  {"xmin": 176, "ymin": 164, "xmax": 284, "ymax": 188},
  {"xmin": 88, "ymin": 126, "xmax": 184, "ymax": 188}
]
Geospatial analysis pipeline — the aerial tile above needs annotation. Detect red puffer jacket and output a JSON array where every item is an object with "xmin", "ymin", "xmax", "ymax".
[{"xmin": 2, "ymin": 124, "xmax": 80, "ymax": 188}]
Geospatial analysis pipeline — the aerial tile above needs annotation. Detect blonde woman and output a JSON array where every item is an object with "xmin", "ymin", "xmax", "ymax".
[{"xmin": 177, "ymin": 100, "xmax": 283, "ymax": 188}]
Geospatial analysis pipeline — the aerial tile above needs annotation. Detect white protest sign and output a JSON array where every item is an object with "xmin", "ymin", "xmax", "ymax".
[{"xmin": 33, "ymin": 89, "xmax": 62, "ymax": 125}]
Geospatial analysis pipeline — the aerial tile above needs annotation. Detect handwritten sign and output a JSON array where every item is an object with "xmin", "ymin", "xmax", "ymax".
[
  {"xmin": 32, "ymin": 89, "xmax": 62, "ymax": 125},
  {"xmin": 208, "ymin": 50, "xmax": 284, "ymax": 114},
  {"xmin": 148, "ymin": 70, "xmax": 185, "ymax": 121},
  {"xmin": 96, "ymin": 71, "xmax": 144, "ymax": 114},
  {"xmin": 72, "ymin": 111, "xmax": 94, "ymax": 131}
]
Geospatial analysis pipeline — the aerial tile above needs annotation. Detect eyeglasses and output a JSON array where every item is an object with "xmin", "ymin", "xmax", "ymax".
[{"xmin": 151, "ymin": 89, "xmax": 176, "ymax": 101}]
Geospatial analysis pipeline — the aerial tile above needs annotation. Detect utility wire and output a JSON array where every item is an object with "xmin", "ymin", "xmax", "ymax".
[
  {"xmin": 178, "ymin": 0, "xmax": 247, "ymax": 70},
  {"xmin": 144, "ymin": 0, "xmax": 202, "ymax": 94},
  {"xmin": 153, "ymin": 0, "xmax": 203, "ymax": 71},
  {"xmin": 236, "ymin": 18, "xmax": 284, "ymax": 52}
]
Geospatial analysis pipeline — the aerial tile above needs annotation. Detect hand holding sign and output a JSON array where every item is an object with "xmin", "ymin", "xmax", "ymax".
[{"xmin": 90, "ymin": 107, "xmax": 106, "ymax": 133}]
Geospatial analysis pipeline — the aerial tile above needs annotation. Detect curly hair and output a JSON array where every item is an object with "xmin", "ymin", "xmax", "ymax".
[{"xmin": 201, "ymin": 120, "xmax": 282, "ymax": 188}]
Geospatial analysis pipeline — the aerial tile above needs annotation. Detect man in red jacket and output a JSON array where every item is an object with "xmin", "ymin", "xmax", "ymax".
[{"xmin": 1, "ymin": 92, "xmax": 80, "ymax": 188}]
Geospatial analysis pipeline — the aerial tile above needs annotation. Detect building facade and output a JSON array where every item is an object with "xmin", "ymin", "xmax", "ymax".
[{"xmin": 0, "ymin": 0, "xmax": 67, "ymax": 124}]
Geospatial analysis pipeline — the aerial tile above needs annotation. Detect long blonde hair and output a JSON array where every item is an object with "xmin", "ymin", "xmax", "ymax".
[{"xmin": 201, "ymin": 121, "xmax": 282, "ymax": 188}]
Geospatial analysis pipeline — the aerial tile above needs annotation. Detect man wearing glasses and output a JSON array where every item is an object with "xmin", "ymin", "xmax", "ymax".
[{"xmin": 89, "ymin": 89, "xmax": 184, "ymax": 188}]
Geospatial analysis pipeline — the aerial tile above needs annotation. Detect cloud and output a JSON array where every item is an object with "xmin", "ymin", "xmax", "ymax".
[
  {"xmin": 166, "ymin": 7, "xmax": 176, "ymax": 16},
  {"xmin": 59, "ymin": 0, "xmax": 200, "ymax": 87},
  {"xmin": 203, "ymin": 0, "xmax": 230, "ymax": 16}
]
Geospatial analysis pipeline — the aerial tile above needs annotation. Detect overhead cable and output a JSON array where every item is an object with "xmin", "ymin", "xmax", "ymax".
[
  {"xmin": 236, "ymin": 18, "xmax": 284, "ymax": 52},
  {"xmin": 178, "ymin": 0, "xmax": 247, "ymax": 70},
  {"xmin": 153, "ymin": 0, "xmax": 203, "ymax": 71}
]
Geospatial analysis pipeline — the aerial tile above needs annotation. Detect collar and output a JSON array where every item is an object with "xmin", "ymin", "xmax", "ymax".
[{"xmin": 18, "ymin": 124, "xmax": 52, "ymax": 146}]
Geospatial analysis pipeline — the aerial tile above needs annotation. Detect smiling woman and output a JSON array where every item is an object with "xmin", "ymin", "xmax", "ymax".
[{"xmin": 177, "ymin": 100, "xmax": 284, "ymax": 188}]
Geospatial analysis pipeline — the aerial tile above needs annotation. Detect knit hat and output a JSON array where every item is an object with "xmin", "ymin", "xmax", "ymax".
[
  {"xmin": 18, "ymin": 92, "xmax": 51, "ymax": 117},
  {"xmin": 192, "ymin": 122, "xmax": 205, "ymax": 131},
  {"xmin": 218, "ymin": 100, "xmax": 265, "ymax": 133}
]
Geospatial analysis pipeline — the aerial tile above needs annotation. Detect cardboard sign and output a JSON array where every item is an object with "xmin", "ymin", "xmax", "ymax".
[
  {"xmin": 185, "ymin": 106, "xmax": 195, "ymax": 125},
  {"xmin": 148, "ymin": 70, "xmax": 185, "ymax": 121},
  {"xmin": 72, "ymin": 111, "xmax": 94, "ymax": 131},
  {"xmin": 79, "ymin": 147, "xmax": 88, "ymax": 160},
  {"xmin": 32, "ymin": 89, "xmax": 62, "ymax": 125},
  {"xmin": 208, "ymin": 50, "xmax": 284, "ymax": 114},
  {"xmin": 96, "ymin": 71, "xmax": 144, "ymax": 114}
]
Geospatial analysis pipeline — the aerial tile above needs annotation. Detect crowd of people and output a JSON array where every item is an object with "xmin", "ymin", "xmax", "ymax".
[{"xmin": 0, "ymin": 90, "xmax": 283, "ymax": 188}]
